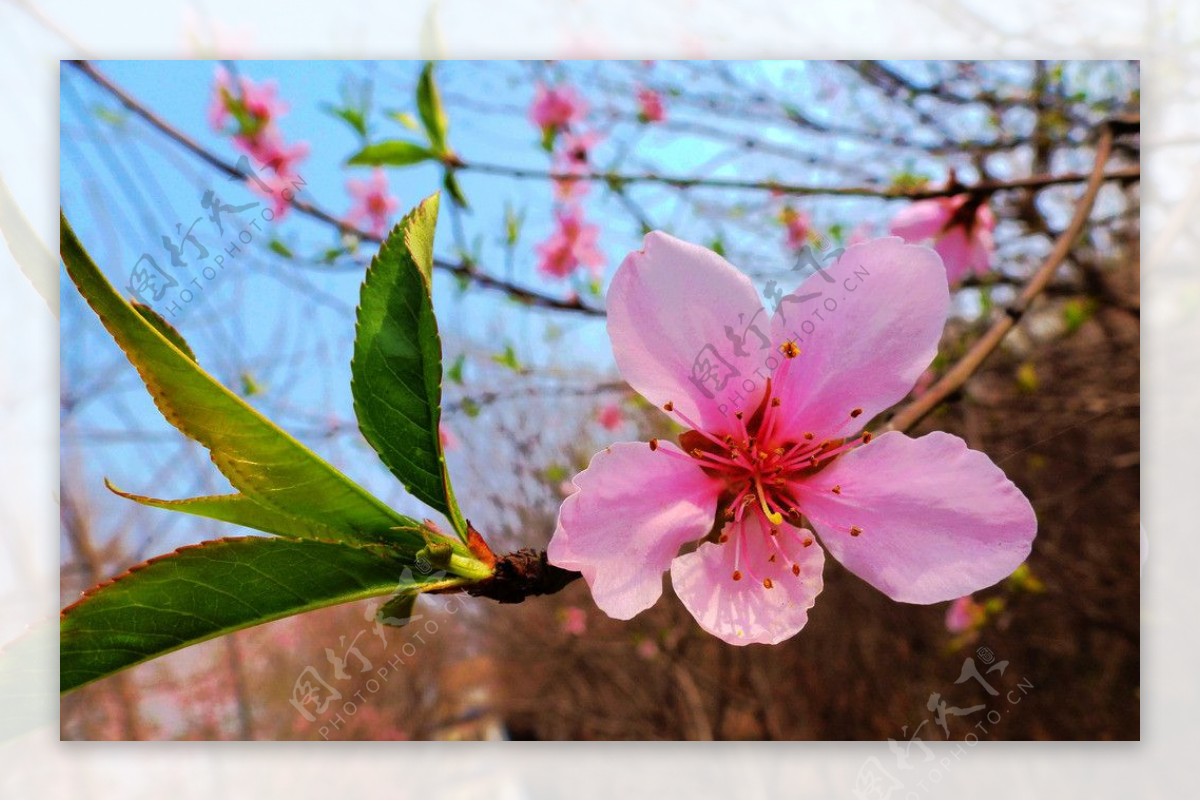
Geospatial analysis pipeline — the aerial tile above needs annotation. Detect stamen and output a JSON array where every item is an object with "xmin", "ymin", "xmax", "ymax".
[
  {"xmin": 763, "ymin": 577, "xmax": 774, "ymax": 589},
  {"xmin": 850, "ymin": 525, "xmax": 863, "ymax": 537},
  {"xmin": 732, "ymin": 570, "xmax": 743, "ymax": 581},
  {"xmin": 831, "ymin": 484, "xmax": 842, "ymax": 494},
  {"xmin": 649, "ymin": 438, "xmax": 659, "ymax": 451},
  {"xmin": 862, "ymin": 431, "xmax": 873, "ymax": 444},
  {"xmin": 802, "ymin": 537, "xmax": 814, "ymax": 547},
  {"xmin": 850, "ymin": 407, "xmax": 863, "ymax": 418},
  {"xmin": 663, "ymin": 401, "xmax": 674, "ymax": 412},
  {"xmin": 792, "ymin": 563, "xmax": 801, "ymax": 576},
  {"xmin": 779, "ymin": 340, "xmax": 801, "ymax": 359}
]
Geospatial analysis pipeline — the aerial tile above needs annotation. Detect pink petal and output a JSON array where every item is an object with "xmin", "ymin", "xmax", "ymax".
[
  {"xmin": 889, "ymin": 198, "xmax": 951, "ymax": 242},
  {"xmin": 608, "ymin": 232, "xmax": 767, "ymax": 435},
  {"xmin": 670, "ymin": 515, "xmax": 825, "ymax": 645},
  {"xmin": 934, "ymin": 227, "xmax": 974, "ymax": 285},
  {"xmin": 769, "ymin": 237, "xmax": 949, "ymax": 441},
  {"xmin": 548, "ymin": 441, "xmax": 721, "ymax": 620},
  {"xmin": 793, "ymin": 431, "xmax": 1037, "ymax": 604}
]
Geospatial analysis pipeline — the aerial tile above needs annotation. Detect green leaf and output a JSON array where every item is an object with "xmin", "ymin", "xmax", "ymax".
[
  {"xmin": 131, "ymin": 302, "xmax": 196, "ymax": 362},
  {"xmin": 447, "ymin": 353, "xmax": 466, "ymax": 385},
  {"xmin": 387, "ymin": 110, "xmax": 421, "ymax": 131},
  {"xmin": 416, "ymin": 62, "xmax": 449, "ymax": 153},
  {"xmin": 322, "ymin": 102, "xmax": 368, "ymax": 139},
  {"xmin": 491, "ymin": 343, "xmax": 521, "ymax": 372},
  {"xmin": 60, "ymin": 536, "xmax": 468, "ymax": 693},
  {"xmin": 442, "ymin": 169, "xmax": 469, "ymax": 209},
  {"xmin": 61, "ymin": 213, "xmax": 423, "ymax": 552},
  {"xmin": 104, "ymin": 480, "xmax": 348, "ymax": 542},
  {"xmin": 351, "ymin": 194, "xmax": 468, "ymax": 539},
  {"xmin": 347, "ymin": 140, "xmax": 435, "ymax": 167},
  {"xmin": 268, "ymin": 239, "xmax": 294, "ymax": 258}
]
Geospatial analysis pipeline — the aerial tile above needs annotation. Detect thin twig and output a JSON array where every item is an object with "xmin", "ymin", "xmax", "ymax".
[
  {"xmin": 885, "ymin": 121, "xmax": 1122, "ymax": 434},
  {"xmin": 66, "ymin": 60, "xmax": 603, "ymax": 317}
]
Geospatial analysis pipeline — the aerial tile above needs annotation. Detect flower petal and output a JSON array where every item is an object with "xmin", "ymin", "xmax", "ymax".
[
  {"xmin": 889, "ymin": 198, "xmax": 951, "ymax": 242},
  {"xmin": 769, "ymin": 237, "xmax": 949, "ymax": 441},
  {"xmin": 794, "ymin": 431, "xmax": 1037, "ymax": 604},
  {"xmin": 548, "ymin": 441, "xmax": 721, "ymax": 620},
  {"xmin": 608, "ymin": 232, "xmax": 768, "ymax": 435},
  {"xmin": 670, "ymin": 515, "xmax": 825, "ymax": 645}
]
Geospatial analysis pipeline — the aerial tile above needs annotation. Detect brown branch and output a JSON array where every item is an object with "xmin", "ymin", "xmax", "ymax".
[
  {"xmin": 885, "ymin": 120, "xmax": 1123, "ymax": 434},
  {"xmin": 458, "ymin": 158, "xmax": 1138, "ymax": 200},
  {"xmin": 65, "ymin": 60, "xmax": 603, "ymax": 317}
]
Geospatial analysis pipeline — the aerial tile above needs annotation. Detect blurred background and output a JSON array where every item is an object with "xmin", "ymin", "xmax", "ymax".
[{"xmin": 58, "ymin": 59, "xmax": 1139, "ymax": 741}]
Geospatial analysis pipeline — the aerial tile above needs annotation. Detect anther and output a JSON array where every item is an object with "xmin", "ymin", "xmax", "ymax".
[
  {"xmin": 862, "ymin": 431, "xmax": 873, "ymax": 444},
  {"xmin": 763, "ymin": 578, "xmax": 774, "ymax": 589},
  {"xmin": 770, "ymin": 527, "xmax": 779, "ymax": 537},
  {"xmin": 768, "ymin": 554, "xmax": 777, "ymax": 562},
  {"xmin": 734, "ymin": 410, "xmax": 744, "ymax": 420},
  {"xmin": 804, "ymin": 432, "xmax": 814, "ymax": 440},
  {"xmin": 719, "ymin": 533, "xmax": 729, "ymax": 543},
  {"xmin": 770, "ymin": 397, "xmax": 782, "ymax": 407},
  {"xmin": 851, "ymin": 408, "xmax": 863, "ymax": 418},
  {"xmin": 850, "ymin": 525, "xmax": 863, "ymax": 537},
  {"xmin": 802, "ymin": 537, "xmax": 814, "ymax": 547},
  {"xmin": 791, "ymin": 564, "xmax": 801, "ymax": 576},
  {"xmin": 649, "ymin": 438, "xmax": 659, "ymax": 451},
  {"xmin": 663, "ymin": 401, "xmax": 674, "ymax": 412},
  {"xmin": 690, "ymin": 448, "xmax": 703, "ymax": 458},
  {"xmin": 779, "ymin": 340, "xmax": 801, "ymax": 359},
  {"xmin": 732, "ymin": 570, "xmax": 743, "ymax": 581}
]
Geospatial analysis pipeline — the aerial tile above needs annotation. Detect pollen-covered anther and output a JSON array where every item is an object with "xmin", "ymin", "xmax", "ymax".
[
  {"xmin": 850, "ymin": 525, "xmax": 863, "ymax": 537},
  {"xmin": 690, "ymin": 448, "xmax": 703, "ymax": 458},
  {"xmin": 791, "ymin": 563, "xmax": 801, "ymax": 576},
  {"xmin": 804, "ymin": 432, "xmax": 815, "ymax": 440},
  {"xmin": 831, "ymin": 484, "xmax": 842, "ymax": 494},
  {"xmin": 763, "ymin": 577, "xmax": 774, "ymax": 589},
  {"xmin": 663, "ymin": 401, "xmax": 674, "ymax": 412},
  {"xmin": 862, "ymin": 431, "xmax": 873, "ymax": 444},
  {"xmin": 802, "ymin": 537, "xmax": 814, "ymax": 547},
  {"xmin": 734, "ymin": 410, "xmax": 744, "ymax": 420},
  {"xmin": 649, "ymin": 438, "xmax": 659, "ymax": 451},
  {"xmin": 779, "ymin": 340, "xmax": 801, "ymax": 359},
  {"xmin": 851, "ymin": 407, "xmax": 864, "ymax": 418},
  {"xmin": 770, "ymin": 397, "xmax": 782, "ymax": 407},
  {"xmin": 732, "ymin": 570, "xmax": 743, "ymax": 581}
]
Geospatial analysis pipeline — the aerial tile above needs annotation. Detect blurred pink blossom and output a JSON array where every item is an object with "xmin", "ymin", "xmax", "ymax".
[
  {"xmin": 889, "ymin": 194, "xmax": 996, "ymax": 284},
  {"xmin": 345, "ymin": 169, "xmax": 400, "ymax": 238},
  {"xmin": 536, "ymin": 207, "xmax": 605, "ymax": 279},
  {"xmin": 439, "ymin": 424, "xmax": 459, "ymax": 451},
  {"xmin": 561, "ymin": 606, "xmax": 588, "ymax": 636},
  {"xmin": 780, "ymin": 207, "xmax": 814, "ymax": 251},
  {"xmin": 945, "ymin": 595, "xmax": 987, "ymax": 633},
  {"xmin": 530, "ymin": 82, "xmax": 587, "ymax": 135},
  {"xmin": 596, "ymin": 403, "xmax": 624, "ymax": 431},
  {"xmin": 636, "ymin": 87, "xmax": 666, "ymax": 123}
]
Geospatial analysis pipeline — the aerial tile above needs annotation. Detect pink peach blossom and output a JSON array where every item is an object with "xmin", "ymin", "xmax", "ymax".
[
  {"xmin": 945, "ymin": 595, "xmax": 986, "ymax": 634},
  {"xmin": 345, "ymin": 169, "xmax": 401, "ymax": 238},
  {"xmin": 209, "ymin": 67, "xmax": 289, "ymax": 137},
  {"xmin": 535, "ymin": 207, "xmax": 605, "ymax": 279},
  {"xmin": 548, "ymin": 233, "xmax": 1037, "ymax": 645},
  {"xmin": 561, "ymin": 606, "xmax": 588, "ymax": 636},
  {"xmin": 780, "ymin": 207, "xmax": 814, "ymax": 251},
  {"xmin": 552, "ymin": 131, "xmax": 603, "ymax": 202},
  {"xmin": 889, "ymin": 194, "xmax": 996, "ymax": 284},
  {"xmin": 530, "ymin": 82, "xmax": 587, "ymax": 135},
  {"xmin": 596, "ymin": 403, "xmax": 624, "ymax": 431},
  {"xmin": 636, "ymin": 87, "xmax": 666, "ymax": 123},
  {"xmin": 249, "ymin": 171, "xmax": 303, "ymax": 219},
  {"xmin": 237, "ymin": 128, "xmax": 309, "ymax": 177}
]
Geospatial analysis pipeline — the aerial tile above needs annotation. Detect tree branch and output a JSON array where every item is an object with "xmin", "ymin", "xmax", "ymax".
[{"xmin": 885, "ymin": 119, "xmax": 1125, "ymax": 433}]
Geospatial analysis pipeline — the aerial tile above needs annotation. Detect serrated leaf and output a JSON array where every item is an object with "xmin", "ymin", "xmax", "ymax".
[
  {"xmin": 416, "ymin": 62, "xmax": 449, "ymax": 153},
  {"xmin": 61, "ymin": 213, "xmax": 423, "ymax": 552},
  {"xmin": 351, "ymin": 194, "xmax": 468, "ymax": 540},
  {"xmin": 131, "ymin": 302, "xmax": 196, "ymax": 362},
  {"xmin": 347, "ymin": 140, "xmax": 435, "ymax": 167},
  {"xmin": 60, "ymin": 536, "xmax": 468, "ymax": 693},
  {"xmin": 104, "ymin": 480, "xmax": 347, "ymax": 542}
]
